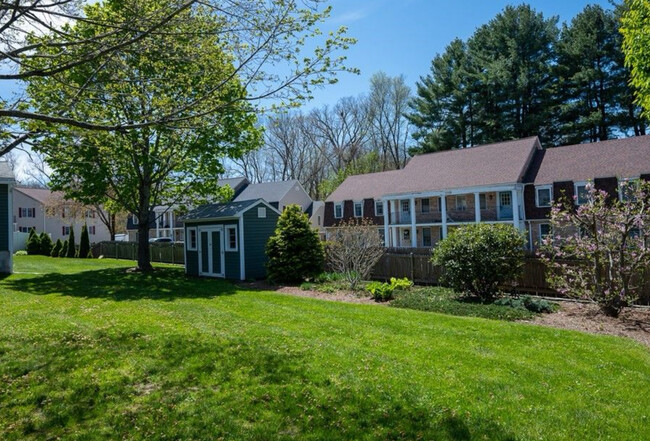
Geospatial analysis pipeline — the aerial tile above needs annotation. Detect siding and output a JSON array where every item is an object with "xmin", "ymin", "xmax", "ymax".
[
  {"xmin": 184, "ymin": 220, "xmax": 240, "ymax": 279},
  {"xmin": 524, "ymin": 185, "xmax": 550, "ymax": 220},
  {"xmin": 243, "ymin": 205, "xmax": 280, "ymax": 280}
]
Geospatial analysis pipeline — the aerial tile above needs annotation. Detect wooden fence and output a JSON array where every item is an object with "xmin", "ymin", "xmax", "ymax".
[
  {"xmin": 91, "ymin": 241, "xmax": 185, "ymax": 265},
  {"xmin": 372, "ymin": 249, "xmax": 650, "ymax": 305}
]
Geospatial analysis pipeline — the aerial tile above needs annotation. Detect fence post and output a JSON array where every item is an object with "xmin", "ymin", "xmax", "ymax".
[{"xmin": 410, "ymin": 252, "xmax": 415, "ymax": 282}]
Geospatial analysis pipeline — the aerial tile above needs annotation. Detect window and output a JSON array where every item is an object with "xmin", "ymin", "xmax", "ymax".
[
  {"xmin": 619, "ymin": 178, "xmax": 640, "ymax": 202},
  {"xmin": 455, "ymin": 195, "xmax": 467, "ymax": 211},
  {"xmin": 317, "ymin": 215, "xmax": 321, "ymax": 226},
  {"xmin": 401, "ymin": 200, "xmax": 410, "ymax": 213},
  {"xmin": 89, "ymin": 226, "xmax": 96, "ymax": 235},
  {"xmin": 62, "ymin": 226, "xmax": 70, "ymax": 236},
  {"xmin": 258, "ymin": 207, "xmax": 267, "ymax": 218},
  {"xmin": 402, "ymin": 229, "xmax": 410, "ymax": 241},
  {"xmin": 225, "ymin": 225, "xmax": 238, "ymax": 251},
  {"xmin": 574, "ymin": 182, "xmax": 589, "ymax": 205},
  {"xmin": 539, "ymin": 223, "xmax": 551, "ymax": 240},
  {"xmin": 479, "ymin": 194, "xmax": 487, "ymax": 210},
  {"xmin": 421, "ymin": 198, "xmax": 430, "ymax": 213},
  {"xmin": 19, "ymin": 207, "xmax": 35, "ymax": 218},
  {"xmin": 422, "ymin": 228, "xmax": 432, "ymax": 247},
  {"xmin": 187, "ymin": 228, "xmax": 197, "ymax": 250},
  {"xmin": 18, "ymin": 226, "xmax": 30, "ymax": 233},
  {"xmin": 354, "ymin": 201, "xmax": 363, "ymax": 217},
  {"xmin": 86, "ymin": 210, "xmax": 96, "ymax": 218},
  {"xmin": 375, "ymin": 201, "xmax": 383, "ymax": 216},
  {"xmin": 536, "ymin": 186, "xmax": 552, "ymax": 208},
  {"xmin": 334, "ymin": 203, "xmax": 343, "ymax": 219}
]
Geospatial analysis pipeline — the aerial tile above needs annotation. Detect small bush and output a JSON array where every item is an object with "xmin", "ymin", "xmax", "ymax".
[
  {"xmin": 26, "ymin": 228, "xmax": 40, "ymax": 255},
  {"xmin": 493, "ymin": 296, "xmax": 557, "ymax": 314},
  {"xmin": 14, "ymin": 250, "xmax": 27, "ymax": 256},
  {"xmin": 65, "ymin": 227, "xmax": 76, "ymax": 258},
  {"xmin": 266, "ymin": 205, "xmax": 324, "ymax": 283},
  {"xmin": 432, "ymin": 223, "xmax": 525, "ymax": 300},
  {"xmin": 39, "ymin": 232, "xmax": 53, "ymax": 256},
  {"xmin": 78, "ymin": 224, "xmax": 91, "ymax": 258},
  {"xmin": 51, "ymin": 239, "xmax": 63, "ymax": 257},
  {"xmin": 300, "ymin": 282, "xmax": 314, "ymax": 291},
  {"xmin": 59, "ymin": 240, "xmax": 68, "ymax": 257},
  {"xmin": 366, "ymin": 277, "xmax": 413, "ymax": 302},
  {"xmin": 314, "ymin": 272, "xmax": 344, "ymax": 284}
]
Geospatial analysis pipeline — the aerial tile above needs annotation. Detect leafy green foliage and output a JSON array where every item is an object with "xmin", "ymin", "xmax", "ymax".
[
  {"xmin": 366, "ymin": 277, "xmax": 413, "ymax": 302},
  {"xmin": 59, "ymin": 240, "xmax": 68, "ymax": 258},
  {"xmin": 51, "ymin": 239, "xmax": 63, "ymax": 258},
  {"xmin": 266, "ymin": 205, "xmax": 324, "ymax": 283},
  {"xmin": 493, "ymin": 296, "xmax": 558, "ymax": 314},
  {"xmin": 38, "ymin": 232, "xmax": 53, "ymax": 256},
  {"xmin": 25, "ymin": 228, "xmax": 40, "ymax": 255},
  {"xmin": 432, "ymin": 224, "xmax": 526, "ymax": 299},
  {"xmin": 78, "ymin": 225, "xmax": 91, "ymax": 259},
  {"xmin": 621, "ymin": 0, "xmax": 650, "ymax": 118},
  {"xmin": 65, "ymin": 227, "xmax": 76, "ymax": 258}
]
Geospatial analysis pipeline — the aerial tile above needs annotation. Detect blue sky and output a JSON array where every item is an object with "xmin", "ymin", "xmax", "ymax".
[{"xmin": 308, "ymin": 0, "xmax": 615, "ymax": 108}]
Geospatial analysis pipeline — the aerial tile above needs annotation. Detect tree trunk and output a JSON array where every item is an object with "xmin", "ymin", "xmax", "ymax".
[
  {"xmin": 137, "ymin": 220, "xmax": 153, "ymax": 272},
  {"xmin": 110, "ymin": 212, "xmax": 116, "ymax": 241}
]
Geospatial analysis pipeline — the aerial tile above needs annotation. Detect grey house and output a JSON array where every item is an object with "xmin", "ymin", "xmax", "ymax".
[
  {"xmin": 0, "ymin": 162, "xmax": 15, "ymax": 273},
  {"xmin": 182, "ymin": 199, "xmax": 280, "ymax": 280}
]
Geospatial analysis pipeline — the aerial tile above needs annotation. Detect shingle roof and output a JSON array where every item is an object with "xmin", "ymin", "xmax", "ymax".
[
  {"xmin": 219, "ymin": 176, "xmax": 249, "ymax": 192},
  {"xmin": 326, "ymin": 137, "xmax": 540, "ymax": 201},
  {"xmin": 14, "ymin": 187, "xmax": 63, "ymax": 204},
  {"xmin": 180, "ymin": 199, "xmax": 260, "ymax": 221},
  {"xmin": 530, "ymin": 136, "xmax": 650, "ymax": 184},
  {"xmin": 0, "ymin": 162, "xmax": 15, "ymax": 181},
  {"xmin": 233, "ymin": 179, "xmax": 301, "ymax": 204}
]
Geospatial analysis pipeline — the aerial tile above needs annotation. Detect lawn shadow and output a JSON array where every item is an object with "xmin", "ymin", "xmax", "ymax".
[{"xmin": 3, "ymin": 267, "xmax": 238, "ymax": 301}]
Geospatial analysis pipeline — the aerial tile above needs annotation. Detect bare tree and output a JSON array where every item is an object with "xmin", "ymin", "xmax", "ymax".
[{"xmin": 326, "ymin": 218, "xmax": 385, "ymax": 290}]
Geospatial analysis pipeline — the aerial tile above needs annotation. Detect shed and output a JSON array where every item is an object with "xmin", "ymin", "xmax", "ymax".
[
  {"xmin": 0, "ymin": 161, "xmax": 15, "ymax": 273},
  {"xmin": 181, "ymin": 199, "xmax": 280, "ymax": 280}
]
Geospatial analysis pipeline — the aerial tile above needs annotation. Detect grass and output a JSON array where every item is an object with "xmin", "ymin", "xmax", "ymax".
[
  {"xmin": 390, "ymin": 287, "xmax": 546, "ymax": 321},
  {"xmin": 0, "ymin": 256, "xmax": 648, "ymax": 440}
]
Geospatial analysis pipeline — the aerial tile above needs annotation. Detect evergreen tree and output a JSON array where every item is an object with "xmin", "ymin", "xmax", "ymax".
[
  {"xmin": 38, "ymin": 232, "xmax": 53, "ymax": 256},
  {"xmin": 65, "ymin": 227, "xmax": 76, "ymax": 258},
  {"xmin": 59, "ymin": 240, "xmax": 68, "ymax": 257},
  {"xmin": 26, "ymin": 228, "xmax": 41, "ymax": 255},
  {"xmin": 266, "ymin": 205, "xmax": 324, "ymax": 283},
  {"xmin": 78, "ymin": 224, "xmax": 91, "ymax": 258},
  {"xmin": 51, "ymin": 239, "xmax": 63, "ymax": 258}
]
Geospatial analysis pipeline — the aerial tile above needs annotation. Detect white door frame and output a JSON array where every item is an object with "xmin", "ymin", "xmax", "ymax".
[{"xmin": 198, "ymin": 225, "xmax": 225, "ymax": 278}]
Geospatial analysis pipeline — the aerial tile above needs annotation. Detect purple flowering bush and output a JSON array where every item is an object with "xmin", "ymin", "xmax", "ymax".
[{"xmin": 539, "ymin": 180, "xmax": 650, "ymax": 317}]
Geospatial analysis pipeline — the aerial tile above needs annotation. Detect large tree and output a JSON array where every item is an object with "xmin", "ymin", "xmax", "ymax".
[
  {"xmin": 27, "ymin": 1, "xmax": 261, "ymax": 271},
  {"xmin": 621, "ymin": 0, "xmax": 650, "ymax": 118}
]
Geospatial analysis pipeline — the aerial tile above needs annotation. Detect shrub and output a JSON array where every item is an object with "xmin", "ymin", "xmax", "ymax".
[
  {"xmin": 60, "ymin": 240, "xmax": 68, "ymax": 257},
  {"xmin": 65, "ymin": 226, "xmax": 76, "ymax": 258},
  {"xmin": 26, "ymin": 228, "xmax": 41, "ymax": 255},
  {"xmin": 14, "ymin": 250, "xmax": 27, "ymax": 256},
  {"xmin": 325, "ymin": 218, "xmax": 385, "ymax": 290},
  {"xmin": 366, "ymin": 277, "xmax": 413, "ymax": 302},
  {"xmin": 432, "ymin": 223, "xmax": 525, "ymax": 300},
  {"xmin": 39, "ymin": 232, "xmax": 53, "ymax": 256},
  {"xmin": 266, "ymin": 205, "xmax": 324, "ymax": 283},
  {"xmin": 493, "ymin": 296, "xmax": 557, "ymax": 314},
  {"xmin": 78, "ymin": 224, "xmax": 91, "ymax": 258},
  {"xmin": 51, "ymin": 239, "xmax": 63, "ymax": 257}
]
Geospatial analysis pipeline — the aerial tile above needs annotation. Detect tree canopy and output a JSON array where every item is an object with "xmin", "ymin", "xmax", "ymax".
[{"xmin": 621, "ymin": 0, "xmax": 650, "ymax": 118}]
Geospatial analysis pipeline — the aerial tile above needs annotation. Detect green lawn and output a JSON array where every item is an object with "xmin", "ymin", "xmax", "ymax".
[{"xmin": 1, "ymin": 256, "xmax": 649, "ymax": 440}]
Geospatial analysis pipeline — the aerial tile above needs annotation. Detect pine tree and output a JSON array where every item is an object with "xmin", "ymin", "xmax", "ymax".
[
  {"xmin": 26, "ymin": 228, "xmax": 41, "ymax": 255},
  {"xmin": 65, "ymin": 226, "xmax": 76, "ymax": 258},
  {"xmin": 266, "ymin": 205, "xmax": 324, "ymax": 283},
  {"xmin": 59, "ymin": 240, "xmax": 68, "ymax": 257},
  {"xmin": 51, "ymin": 239, "xmax": 63, "ymax": 257},
  {"xmin": 78, "ymin": 224, "xmax": 91, "ymax": 258},
  {"xmin": 38, "ymin": 232, "xmax": 53, "ymax": 256}
]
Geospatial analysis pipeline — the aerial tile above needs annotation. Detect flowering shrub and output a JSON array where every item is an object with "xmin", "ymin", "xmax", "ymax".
[{"xmin": 538, "ymin": 180, "xmax": 650, "ymax": 317}]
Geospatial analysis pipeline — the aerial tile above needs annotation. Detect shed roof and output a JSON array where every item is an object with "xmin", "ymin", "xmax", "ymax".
[
  {"xmin": 529, "ymin": 135, "xmax": 650, "ymax": 184},
  {"xmin": 233, "ymin": 179, "xmax": 301, "ymax": 204},
  {"xmin": 326, "ymin": 137, "xmax": 540, "ymax": 201},
  {"xmin": 181, "ymin": 199, "xmax": 276, "ymax": 222},
  {"xmin": 0, "ymin": 162, "xmax": 15, "ymax": 181}
]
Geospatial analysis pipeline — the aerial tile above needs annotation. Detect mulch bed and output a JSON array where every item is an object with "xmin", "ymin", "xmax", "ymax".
[{"xmin": 240, "ymin": 281, "xmax": 650, "ymax": 347}]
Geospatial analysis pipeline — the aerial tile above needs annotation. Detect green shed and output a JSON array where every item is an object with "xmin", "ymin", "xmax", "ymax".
[
  {"xmin": 182, "ymin": 199, "xmax": 280, "ymax": 280},
  {"xmin": 0, "ymin": 162, "xmax": 15, "ymax": 274}
]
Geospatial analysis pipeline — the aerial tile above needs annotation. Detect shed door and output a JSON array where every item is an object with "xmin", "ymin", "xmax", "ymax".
[
  {"xmin": 498, "ymin": 191, "xmax": 513, "ymax": 220},
  {"xmin": 198, "ymin": 226, "xmax": 224, "ymax": 277}
]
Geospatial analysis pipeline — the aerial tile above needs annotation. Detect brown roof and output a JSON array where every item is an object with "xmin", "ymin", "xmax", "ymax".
[
  {"xmin": 14, "ymin": 187, "xmax": 64, "ymax": 204},
  {"xmin": 326, "ymin": 137, "xmax": 540, "ymax": 202},
  {"xmin": 531, "ymin": 135, "xmax": 650, "ymax": 185}
]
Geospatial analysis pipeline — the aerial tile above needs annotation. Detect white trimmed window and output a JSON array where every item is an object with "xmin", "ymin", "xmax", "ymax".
[
  {"xmin": 353, "ymin": 201, "xmax": 363, "ymax": 217},
  {"xmin": 401, "ymin": 200, "xmax": 410, "ymax": 213},
  {"xmin": 535, "ymin": 185, "xmax": 553, "ymax": 208},
  {"xmin": 455, "ymin": 195, "xmax": 467, "ymax": 211},
  {"xmin": 225, "ymin": 225, "xmax": 238, "ymax": 251},
  {"xmin": 62, "ymin": 226, "xmax": 70, "ymax": 236},
  {"xmin": 421, "ymin": 198, "xmax": 430, "ymax": 213},
  {"xmin": 89, "ymin": 226, "xmax": 96, "ymax": 235},
  {"xmin": 334, "ymin": 203, "xmax": 343, "ymax": 219},
  {"xmin": 574, "ymin": 182, "xmax": 589, "ymax": 205},
  {"xmin": 539, "ymin": 223, "xmax": 551, "ymax": 240},
  {"xmin": 187, "ymin": 227, "xmax": 197, "ymax": 251},
  {"xmin": 258, "ymin": 207, "xmax": 267, "ymax": 218},
  {"xmin": 375, "ymin": 200, "xmax": 383, "ymax": 216},
  {"xmin": 619, "ymin": 177, "xmax": 640, "ymax": 202}
]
